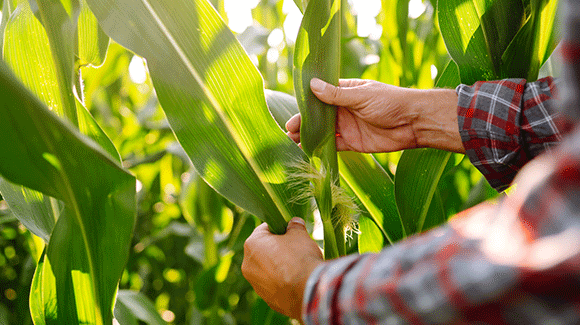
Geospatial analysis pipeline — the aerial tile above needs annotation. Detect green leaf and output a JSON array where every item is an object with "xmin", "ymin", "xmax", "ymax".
[
  {"xmin": 338, "ymin": 152, "xmax": 403, "ymax": 244},
  {"xmin": 0, "ymin": 181, "xmax": 58, "ymax": 242},
  {"xmin": 86, "ymin": 0, "xmax": 308, "ymax": 235},
  {"xmin": 421, "ymin": 188, "xmax": 446, "ymax": 232},
  {"xmin": 395, "ymin": 149, "xmax": 451, "ymax": 235},
  {"xmin": 0, "ymin": 0, "xmax": 120, "ymax": 247},
  {"xmin": 27, "ymin": 0, "xmax": 80, "ymax": 124},
  {"xmin": 114, "ymin": 303, "xmax": 138, "ymax": 325},
  {"xmin": 293, "ymin": 0, "xmax": 306, "ymax": 13},
  {"xmin": 251, "ymin": 298, "xmax": 289, "ymax": 325},
  {"xmin": 0, "ymin": 62, "xmax": 136, "ymax": 324},
  {"xmin": 435, "ymin": 60, "xmax": 460, "ymax": 89},
  {"xmin": 8, "ymin": 1, "xmax": 117, "ymax": 157},
  {"xmin": 264, "ymin": 89, "xmax": 299, "ymax": 130},
  {"xmin": 29, "ymin": 249, "xmax": 51, "ymax": 325},
  {"xmin": 76, "ymin": 0, "xmax": 108, "ymax": 67},
  {"xmin": 438, "ymin": 0, "xmax": 525, "ymax": 84},
  {"xmin": 293, "ymin": 0, "xmax": 341, "ymax": 158},
  {"xmin": 114, "ymin": 291, "xmax": 167, "ymax": 325},
  {"xmin": 30, "ymin": 220, "xmax": 100, "ymax": 324},
  {"xmin": 194, "ymin": 266, "xmax": 219, "ymax": 310},
  {"xmin": 500, "ymin": 0, "xmax": 559, "ymax": 80},
  {"xmin": 357, "ymin": 215, "xmax": 383, "ymax": 253},
  {"xmin": 0, "ymin": 0, "xmax": 11, "ymax": 50}
]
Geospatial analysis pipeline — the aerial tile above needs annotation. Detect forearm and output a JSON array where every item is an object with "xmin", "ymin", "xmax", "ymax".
[{"xmin": 410, "ymin": 88, "xmax": 465, "ymax": 154}]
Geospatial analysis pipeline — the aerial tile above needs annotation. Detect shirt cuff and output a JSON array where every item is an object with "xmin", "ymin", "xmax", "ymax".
[
  {"xmin": 456, "ymin": 79, "xmax": 528, "ymax": 191},
  {"xmin": 456, "ymin": 77, "xmax": 564, "ymax": 191}
]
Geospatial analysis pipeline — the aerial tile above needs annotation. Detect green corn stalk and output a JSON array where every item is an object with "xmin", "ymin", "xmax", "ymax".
[{"xmin": 294, "ymin": 0, "xmax": 347, "ymax": 259}]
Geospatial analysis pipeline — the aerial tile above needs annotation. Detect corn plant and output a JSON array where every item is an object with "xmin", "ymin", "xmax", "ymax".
[
  {"xmin": 0, "ymin": 0, "xmax": 560, "ymax": 323},
  {"xmin": 293, "ymin": 0, "xmax": 349, "ymax": 259}
]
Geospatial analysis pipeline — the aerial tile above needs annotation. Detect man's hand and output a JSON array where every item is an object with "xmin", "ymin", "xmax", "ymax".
[
  {"xmin": 242, "ymin": 218, "xmax": 324, "ymax": 320},
  {"xmin": 286, "ymin": 78, "xmax": 465, "ymax": 154}
]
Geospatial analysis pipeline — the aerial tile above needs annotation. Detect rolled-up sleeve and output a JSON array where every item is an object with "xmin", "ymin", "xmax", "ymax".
[{"xmin": 456, "ymin": 77, "xmax": 563, "ymax": 191}]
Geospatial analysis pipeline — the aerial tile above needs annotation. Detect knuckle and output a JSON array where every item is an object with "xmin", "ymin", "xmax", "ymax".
[
  {"xmin": 243, "ymin": 238, "xmax": 252, "ymax": 253},
  {"xmin": 329, "ymin": 86, "xmax": 341, "ymax": 101}
]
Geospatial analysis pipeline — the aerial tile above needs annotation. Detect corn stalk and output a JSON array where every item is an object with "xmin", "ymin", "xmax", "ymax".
[{"xmin": 294, "ymin": 0, "xmax": 346, "ymax": 259}]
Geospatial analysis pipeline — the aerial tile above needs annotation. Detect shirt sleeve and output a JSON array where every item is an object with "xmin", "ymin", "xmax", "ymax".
[
  {"xmin": 456, "ymin": 77, "xmax": 564, "ymax": 191},
  {"xmin": 302, "ymin": 128, "xmax": 580, "ymax": 325}
]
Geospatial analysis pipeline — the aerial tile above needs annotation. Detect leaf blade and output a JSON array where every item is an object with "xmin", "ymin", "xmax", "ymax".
[
  {"xmin": 0, "ymin": 62, "xmax": 136, "ymax": 324},
  {"xmin": 86, "ymin": 0, "xmax": 308, "ymax": 234}
]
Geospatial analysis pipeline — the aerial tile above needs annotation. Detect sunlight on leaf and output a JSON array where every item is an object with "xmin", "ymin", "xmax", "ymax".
[{"xmin": 454, "ymin": 1, "xmax": 480, "ymax": 53}]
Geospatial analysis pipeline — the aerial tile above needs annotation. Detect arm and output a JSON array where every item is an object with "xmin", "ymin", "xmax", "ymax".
[
  {"xmin": 287, "ymin": 77, "xmax": 564, "ymax": 191},
  {"xmin": 243, "ymin": 131, "xmax": 580, "ymax": 323},
  {"xmin": 285, "ymin": 78, "xmax": 465, "ymax": 154}
]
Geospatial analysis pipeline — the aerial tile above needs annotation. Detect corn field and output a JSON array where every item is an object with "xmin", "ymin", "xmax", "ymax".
[{"xmin": 0, "ymin": 0, "xmax": 559, "ymax": 324}]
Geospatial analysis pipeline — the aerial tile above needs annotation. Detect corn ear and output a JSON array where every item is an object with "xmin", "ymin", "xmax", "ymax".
[{"xmin": 294, "ymin": 0, "xmax": 346, "ymax": 259}]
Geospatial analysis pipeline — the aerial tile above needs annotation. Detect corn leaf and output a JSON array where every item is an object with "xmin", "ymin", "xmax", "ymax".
[
  {"xmin": 358, "ymin": 216, "xmax": 384, "ymax": 253},
  {"xmin": 0, "ymin": 0, "xmax": 11, "ymax": 49},
  {"xmin": 0, "ymin": 0, "xmax": 119, "ymax": 245},
  {"xmin": 500, "ymin": 0, "xmax": 559, "ymax": 80},
  {"xmin": 293, "ymin": 0, "xmax": 341, "ymax": 158},
  {"xmin": 76, "ymin": 0, "xmax": 108, "ymax": 67},
  {"xmin": 264, "ymin": 89, "xmax": 299, "ymax": 129},
  {"xmin": 28, "ymin": 0, "xmax": 80, "ymax": 123},
  {"xmin": 421, "ymin": 189, "xmax": 446, "ymax": 232},
  {"xmin": 338, "ymin": 152, "xmax": 404, "ymax": 246},
  {"xmin": 114, "ymin": 291, "xmax": 167, "ymax": 325},
  {"xmin": 438, "ymin": 0, "xmax": 525, "ymax": 84},
  {"xmin": 0, "ymin": 62, "xmax": 136, "ymax": 324},
  {"xmin": 3, "ymin": 1, "xmax": 119, "ymax": 158},
  {"xmin": 395, "ymin": 149, "xmax": 450, "ymax": 234},
  {"xmin": 293, "ymin": 0, "xmax": 306, "ymax": 13},
  {"xmin": 85, "ymin": 0, "xmax": 307, "ymax": 234},
  {"xmin": 0, "ymin": 183, "xmax": 57, "ymax": 242}
]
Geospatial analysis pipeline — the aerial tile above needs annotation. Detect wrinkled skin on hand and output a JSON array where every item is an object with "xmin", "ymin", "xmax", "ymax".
[{"xmin": 286, "ymin": 78, "xmax": 464, "ymax": 154}]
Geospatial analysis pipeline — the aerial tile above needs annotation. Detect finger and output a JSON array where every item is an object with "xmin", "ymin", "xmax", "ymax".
[
  {"xmin": 249, "ymin": 222, "xmax": 272, "ymax": 238},
  {"xmin": 286, "ymin": 217, "xmax": 307, "ymax": 233},
  {"xmin": 243, "ymin": 222, "xmax": 271, "ymax": 254},
  {"xmin": 310, "ymin": 78, "xmax": 365, "ymax": 108},
  {"xmin": 285, "ymin": 113, "xmax": 301, "ymax": 132},
  {"xmin": 338, "ymin": 78, "xmax": 369, "ymax": 87},
  {"xmin": 286, "ymin": 131, "xmax": 300, "ymax": 144},
  {"xmin": 335, "ymin": 136, "xmax": 347, "ymax": 152}
]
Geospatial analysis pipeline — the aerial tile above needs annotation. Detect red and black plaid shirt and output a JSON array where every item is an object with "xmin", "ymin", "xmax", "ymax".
[{"xmin": 302, "ymin": 1, "xmax": 580, "ymax": 323}]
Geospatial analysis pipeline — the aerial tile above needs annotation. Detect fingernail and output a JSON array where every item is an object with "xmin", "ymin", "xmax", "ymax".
[
  {"xmin": 290, "ymin": 217, "xmax": 305, "ymax": 226},
  {"xmin": 310, "ymin": 78, "xmax": 326, "ymax": 92}
]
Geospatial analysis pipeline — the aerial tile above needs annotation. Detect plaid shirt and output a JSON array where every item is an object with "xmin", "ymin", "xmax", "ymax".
[{"xmin": 302, "ymin": 0, "xmax": 580, "ymax": 323}]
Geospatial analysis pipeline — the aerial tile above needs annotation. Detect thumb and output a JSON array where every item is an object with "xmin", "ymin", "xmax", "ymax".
[
  {"xmin": 286, "ymin": 217, "xmax": 307, "ymax": 233},
  {"xmin": 310, "ymin": 78, "xmax": 361, "ymax": 108}
]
